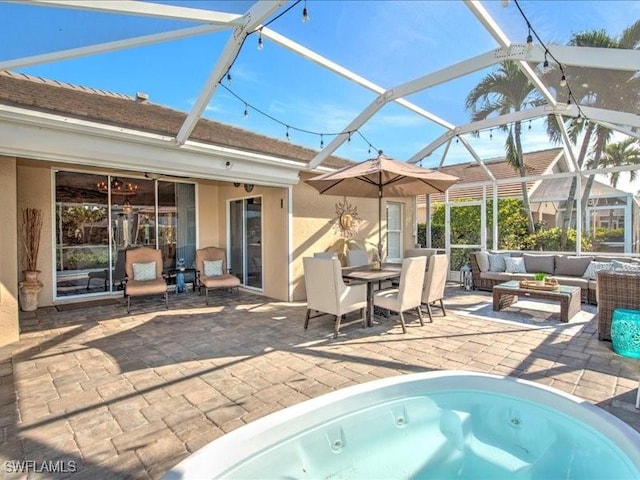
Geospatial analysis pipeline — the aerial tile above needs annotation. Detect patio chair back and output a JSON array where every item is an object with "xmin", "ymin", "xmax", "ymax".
[
  {"xmin": 397, "ymin": 256, "xmax": 428, "ymax": 311},
  {"xmin": 347, "ymin": 249, "xmax": 369, "ymax": 267},
  {"xmin": 422, "ymin": 254, "xmax": 448, "ymax": 303},
  {"xmin": 196, "ymin": 247, "xmax": 228, "ymax": 274},
  {"xmin": 125, "ymin": 247, "xmax": 163, "ymax": 279},
  {"xmin": 302, "ymin": 256, "xmax": 366, "ymax": 337}
]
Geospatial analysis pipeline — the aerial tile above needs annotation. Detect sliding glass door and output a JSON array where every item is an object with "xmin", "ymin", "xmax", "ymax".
[
  {"xmin": 55, "ymin": 171, "xmax": 195, "ymax": 299},
  {"xmin": 229, "ymin": 197, "xmax": 262, "ymax": 289}
]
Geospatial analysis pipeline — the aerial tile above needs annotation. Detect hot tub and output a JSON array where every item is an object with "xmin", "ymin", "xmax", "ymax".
[{"xmin": 164, "ymin": 371, "xmax": 640, "ymax": 479}]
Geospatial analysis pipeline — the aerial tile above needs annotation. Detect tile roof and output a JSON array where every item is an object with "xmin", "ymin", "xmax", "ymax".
[
  {"xmin": 0, "ymin": 71, "xmax": 353, "ymax": 169},
  {"xmin": 421, "ymin": 148, "xmax": 564, "ymax": 203}
]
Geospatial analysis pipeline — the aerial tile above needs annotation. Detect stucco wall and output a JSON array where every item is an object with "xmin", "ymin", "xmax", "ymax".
[
  {"xmin": 214, "ymin": 183, "xmax": 289, "ymax": 302},
  {"xmin": 291, "ymin": 172, "xmax": 416, "ymax": 301},
  {"xmin": 0, "ymin": 157, "xmax": 19, "ymax": 346},
  {"xmin": 17, "ymin": 162, "xmax": 54, "ymax": 307}
]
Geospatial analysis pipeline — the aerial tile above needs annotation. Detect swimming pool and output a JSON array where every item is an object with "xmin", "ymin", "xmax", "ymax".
[{"xmin": 164, "ymin": 371, "xmax": 640, "ymax": 479}]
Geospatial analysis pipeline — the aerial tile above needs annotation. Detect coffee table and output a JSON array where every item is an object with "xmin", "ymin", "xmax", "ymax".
[{"xmin": 492, "ymin": 280, "xmax": 581, "ymax": 323}]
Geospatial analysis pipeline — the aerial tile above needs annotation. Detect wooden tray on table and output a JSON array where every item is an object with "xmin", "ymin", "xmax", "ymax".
[{"xmin": 519, "ymin": 279, "xmax": 559, "ymax": 291}]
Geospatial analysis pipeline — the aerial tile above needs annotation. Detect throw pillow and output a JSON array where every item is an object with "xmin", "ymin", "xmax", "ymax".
[
  {"xmin": 488, "ymin": 253, "xmax": 508, "ymax": 272},
  {"xmin": 612, "ymin": 260, "xmax": 640, "ymax": 272},
  {"xmin": 582, "ymin": 261, "xmax": 613, "ymax": 280},
  {"xmin": 475, "ymin": 251, "xmax": 490, "ymax": 272},
  {"xmin": 204, "ymin": 259, "xmax": 224, "ymax": 277},
  {"xmin": 504, "ymin": 256, "xmax": 526, "ymax": 274},
  {"xmin": 132, "ymin": 261, "xmax": 156, "ymax": 281}
]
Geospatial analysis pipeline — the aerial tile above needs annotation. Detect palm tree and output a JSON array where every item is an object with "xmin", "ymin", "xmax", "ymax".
[
  {"xmin": 600, "ymin": 137, "xmax": 640, "ymax": 188},
  {"xmin": 544, "ymin": 21, "xmax": 640, "ymax": 246},
  {"xmin": 465, "ymin": 60, "xmax": 543, "ymax": 234}
]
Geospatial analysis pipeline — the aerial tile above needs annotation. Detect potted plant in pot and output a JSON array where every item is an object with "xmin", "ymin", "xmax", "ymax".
[{"xmin": 19, "ymin": 207, "xmax": 43, "ymax": 311}]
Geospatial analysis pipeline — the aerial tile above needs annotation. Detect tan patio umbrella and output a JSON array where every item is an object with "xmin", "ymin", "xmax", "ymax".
[{"xmin": 306, "ymin": 151, "xmax": 459, "ymax": 259}]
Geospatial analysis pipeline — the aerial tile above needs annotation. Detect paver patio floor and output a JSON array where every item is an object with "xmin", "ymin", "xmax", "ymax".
[{"xmin": 1, "ymin": 286, "xmax": 639, "ymax": 479}]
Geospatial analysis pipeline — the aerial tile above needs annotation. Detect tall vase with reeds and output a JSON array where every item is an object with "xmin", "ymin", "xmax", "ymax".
[{"xmin": 19, "ymin": 208, "xmax": 43, "ymax": 311}]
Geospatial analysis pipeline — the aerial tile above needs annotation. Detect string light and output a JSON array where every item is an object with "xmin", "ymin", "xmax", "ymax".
[
  {"xmin": 514, "ymin": 0, "xmax": 587, "ymax": 122},
  {"xmin": 302, "ymin": 0, "xmax": 310, "ymax": 23},
  {"xmin": 243, "ymin": 103, "xmax": 249, "ymax": 118},
  {"xmin": 528, "ymin": 120, "xmax": 532, "ymax": 131},
  {"xmin": 218, "ymin": 83, "xmax": 380, "ymax": 154},
  {"xmin": 226, "ymin": 72, "xmax": 232, "ymax": 84},
  {"xmin": 489, "ymin": 129, "xmax": 493, "ymax": 140},
  {"xmin": 257, "ymin": 30, "xmax": 264, "ymax": 50},
  {"xmin": 286, "ymin": 126, "xmax": 290, "ymax": 141}
]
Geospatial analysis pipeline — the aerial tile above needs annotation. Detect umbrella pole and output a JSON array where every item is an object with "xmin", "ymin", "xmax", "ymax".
[{"xmin": 378, "ymin": 183, "xmax": 383, "ymax": 261}]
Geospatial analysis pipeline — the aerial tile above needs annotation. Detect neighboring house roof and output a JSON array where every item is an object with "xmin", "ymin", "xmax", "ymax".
[
  {"xmin": 529, "ymin": 176, "xmax": 629, "ymax": 202},
  {"xmin": 420, "ymin": 148, "xmax": 564, "ymax": 203},
  {"xmin": 0, "ymin": 70, "xmax": 353, "ymax": 169}
]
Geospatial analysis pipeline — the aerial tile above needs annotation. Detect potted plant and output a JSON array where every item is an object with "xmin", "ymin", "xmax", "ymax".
[
  {"xmin": 19, "ymin": 207, "xmax": 43, "ymax": 311},
  {"xmin": 534, "ymin": 272, "xmax": 547, "ymax": 286}
]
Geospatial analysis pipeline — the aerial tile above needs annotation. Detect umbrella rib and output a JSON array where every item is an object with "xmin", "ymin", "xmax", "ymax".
[{"xmin": 318, "ymin": 179, "xmax": 346, "ymax": 194}]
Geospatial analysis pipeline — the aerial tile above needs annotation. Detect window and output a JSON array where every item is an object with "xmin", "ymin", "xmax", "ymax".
[
  {"xmin": 386, "ymin": 202, "xmax": 402, "ymax": 261},
  {"xmin": 55, "ymin": 171, "xmax": 195, "ymax": 298}
]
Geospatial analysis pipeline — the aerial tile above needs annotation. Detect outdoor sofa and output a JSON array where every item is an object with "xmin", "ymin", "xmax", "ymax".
[{"xmin": 470, "ymin": 251, "xmax": 640, "ymax": 305}]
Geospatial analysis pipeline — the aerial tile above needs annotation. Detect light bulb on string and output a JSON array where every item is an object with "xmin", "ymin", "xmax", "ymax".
[
  {"xmin": 320, "ymin": 134, "xmax": 324, "ymax": 149},
  {"xmin": 489, "ymin": 129, "xmax": 493, "ymax": 140},
  {"xmin": 302, "ymin": 1, "xmax": 310, "ymax": 23},
  {"xmin": 285, "ymin": 126, "xmax": 290, "ymax": 142},
  {"xmin": 526, "ymin": 26, "xmax": 533, "ymax": 51},
  {"xmin": 257, "ymin": 31, "xmax": 264, "ymax": 50},
  {"xmin": 226, "ymin": 72, "xmax": 232, "ymax": 84},
  {"xmin": 347, "ymin": 132, "xmax": 351, "ymax": 143},
  {"xmin": 542, "ymin": 52, "xmax": 550, "ymax": 73},
  {"xmin": 528, "ymin": 120, "xmax": 532, "ymax": 131},
  {"xmin": 243, "ymin": 103, "xmax": 249, "ymax": 118},
  {"xmin": 560, "ymin": 74, "xmax": 567, "ymax": 87}
]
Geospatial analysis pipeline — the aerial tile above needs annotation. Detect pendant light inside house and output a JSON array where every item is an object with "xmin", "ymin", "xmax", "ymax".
[{"xmin": 122, "ymin": 198, "xmax": 133, "ymax": 214}]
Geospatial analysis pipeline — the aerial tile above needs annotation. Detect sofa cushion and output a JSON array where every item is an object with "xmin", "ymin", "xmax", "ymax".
[
  {"xmin": 504, "ymin": 256, "xmax": 526, "ymax": 273},
  {"xmin": 554, "ymin": 255, "xmax": 592, "ymax": 277},
  {"xmin": 523, "ymin": 254, "xmax": 555, "ymax": 275},
  {"xmin": 551, "ymin": 275, "xmax": 589, "ymax": 289},
  {"xmin": 582, "ymin": 261, "xmax": 613, "ymax": 280},
  {"xmin": 488, "ymin": 253, "xmax": 509, "ymax": 272},
  {"xmin": 481, "ymin": 271, "xmax": 512, "ymax": 281},
  {"xmin": 475, "ymin": 251, "xmax": 490, "ymax": 272}
]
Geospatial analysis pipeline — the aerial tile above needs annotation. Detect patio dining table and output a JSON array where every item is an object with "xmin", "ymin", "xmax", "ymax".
[{"xmin": 342, "ymin": 263, "xmax": 402, "ymax": 327}]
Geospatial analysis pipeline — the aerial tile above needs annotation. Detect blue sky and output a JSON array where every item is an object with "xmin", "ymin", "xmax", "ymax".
[{"xmin": 1, "ymin": 0, "xmax": 638, "ymax": 190}]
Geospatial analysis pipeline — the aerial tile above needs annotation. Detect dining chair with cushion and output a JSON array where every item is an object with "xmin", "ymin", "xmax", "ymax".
[
  {"xmin": 195, "ymin": 247, "xmax": 241, "ymax": 305},
  {"xmin": 373, "ymin": 256, "xmax": 427, "ymax": 333},
  {"xmin": 303, "ymin": 257, "xmax": 367, "ymax": 338},
  {"xmin": 421, "ymin": 254, "xmax": 449, "ymax": 322},
  {"xmin": 124, "ymin": 247, "xmax": 168, "ymax": 313},
  {"xmin": 346, "ymin": 249, "xmax": 369, "ymax": 267}
]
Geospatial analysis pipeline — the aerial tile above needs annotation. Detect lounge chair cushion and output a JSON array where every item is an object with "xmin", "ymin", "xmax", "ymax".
[
  {"xmin": 204, "ymin": 259, "xmax": 224, "ymax": 277},
  {"xmin": 200, "ymin": 273, "xmax": 241, "ymax": 289},
  {"xmin": 125, "ymin": 278, "xmax": 167, "ymax": 295},
  {"xmin": 132, "ymin": 262, "xmax": 157, "ymax": 281}
]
